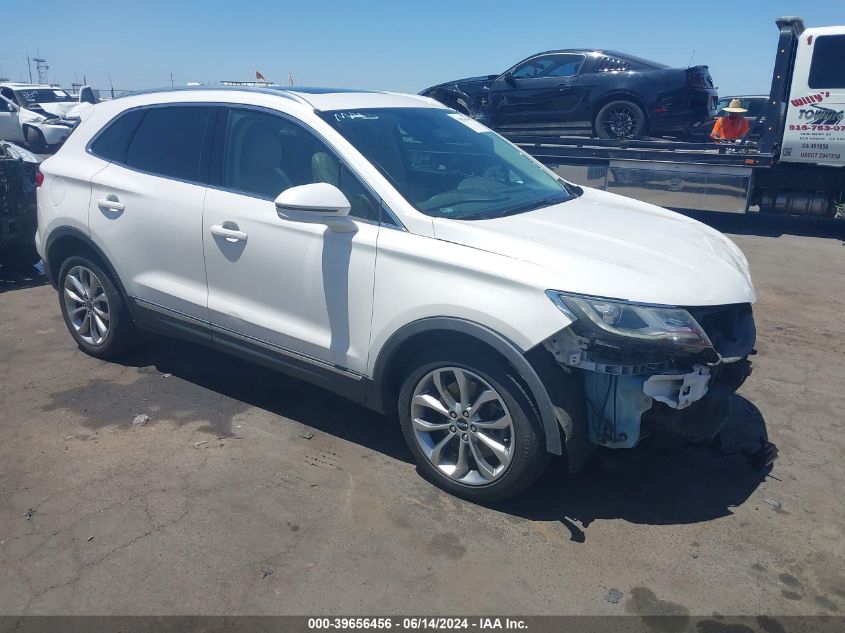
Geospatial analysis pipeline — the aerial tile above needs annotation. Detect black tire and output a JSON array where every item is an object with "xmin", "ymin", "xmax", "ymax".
[
  {"xmin": 398, "ymin": 349, "xmax": 550, "ymax": 502},
  {"xmin": 57, "ymin": 255, "xmax": 135, "ymax": 359},
  {"xmin": 25, "ymin": 126, "xmax": 47, "ymax": 154},
  {"xmin": 595, "ymin": 100, "xmax": 646, "ymax": 139}
]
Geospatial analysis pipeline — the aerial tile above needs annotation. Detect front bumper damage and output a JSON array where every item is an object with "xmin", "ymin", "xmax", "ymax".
[{"xmin": 541, "ymin": 303, "xmax": 757, "ymax": 464}]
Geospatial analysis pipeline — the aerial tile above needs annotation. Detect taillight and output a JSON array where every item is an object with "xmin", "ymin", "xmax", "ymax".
[{"xmin": 35, "ymin": 169, "xmax": 44, "ymax": 188}]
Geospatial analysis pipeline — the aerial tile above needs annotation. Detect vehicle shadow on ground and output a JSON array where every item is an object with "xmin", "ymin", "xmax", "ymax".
[
  {"xmin": 0, "ymin": 267, "xmax": 47, "ymax": 293},
  {"xmin": 53, "ymin": 336, "xmax": 772, "ymax": 534},
  {"xmin": 101, "ymin": 337, "xmax": 415, "ymax": 463},
  {"xmin": 678, "ymin": 208, "xmax": 845, "ymax": 242},
  {"xmin": 0, "ymin": 245, "xmax": 45, "ymax": 293},
  {"xmin": 492, "ymin": 395, "xmax": 773, "ymax": 542}
]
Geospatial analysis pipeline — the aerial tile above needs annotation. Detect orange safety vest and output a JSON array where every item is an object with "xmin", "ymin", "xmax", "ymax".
[{"xmin": 711, "ymin": 115, "xmax": 749, "ymax": 140}]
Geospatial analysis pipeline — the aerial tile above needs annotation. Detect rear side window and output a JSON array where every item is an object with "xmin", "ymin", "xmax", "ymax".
[
  {"xmin": 124, "ymin": 106, "xmax": 213, "ymax": 182},
  {"xmin": 89, "ymin": 110, "xmax": 144, "ymax": 163},
  {"xmin": 808, "ymin": 35, "xmax": 845, "ymax": 89}
]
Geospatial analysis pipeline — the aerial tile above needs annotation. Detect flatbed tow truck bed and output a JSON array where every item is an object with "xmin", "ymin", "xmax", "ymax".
[{"xmin": 501, "ymin": 17, "xmax": 844, "ymax": 219}]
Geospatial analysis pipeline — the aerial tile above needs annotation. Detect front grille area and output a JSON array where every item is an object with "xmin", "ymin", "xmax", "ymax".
[{"xmin": 686, "ymin": 303, "xmax": 756, "ymax": 360}]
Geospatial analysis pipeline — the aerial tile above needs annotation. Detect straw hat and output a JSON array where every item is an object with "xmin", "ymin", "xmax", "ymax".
[{"xmin": 722, "ymin": 98, "xmax": 748, "ymax": 113}]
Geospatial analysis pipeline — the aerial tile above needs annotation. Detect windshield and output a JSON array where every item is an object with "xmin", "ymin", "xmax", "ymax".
[
  {"xmin": 15, "ymin": 88, "xmax": 74, "ymax": 105},
  {"xmin": 318, "ymin": 107, "xmax": 576, "ymax": 220}
]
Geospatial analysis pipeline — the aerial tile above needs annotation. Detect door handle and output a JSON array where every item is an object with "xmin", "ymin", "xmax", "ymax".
[
  {"xmin": 97, "ymin": 198, "xmax": 124, "ymax": 212},
  {"xmin": 211, "ymin": 224, "xmax": 248, "ymax": 242}
]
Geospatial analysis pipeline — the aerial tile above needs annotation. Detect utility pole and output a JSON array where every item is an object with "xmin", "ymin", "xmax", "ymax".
[
  {"xmin": 26, "ymin": 56, "xmax": 33, "ymax": 83},
  {"xmin": 170, "ymin": 72, "xmax": 174, "ymax": 88}
]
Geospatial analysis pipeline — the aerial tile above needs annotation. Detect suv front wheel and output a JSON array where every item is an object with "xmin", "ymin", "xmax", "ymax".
[
  {"xmin": 398, "ymin": 351, "xmax": 550, "ymax": 502},
  {"xmin": 58, "ymin": 256, "xmax": 134, "ymax": 358}
]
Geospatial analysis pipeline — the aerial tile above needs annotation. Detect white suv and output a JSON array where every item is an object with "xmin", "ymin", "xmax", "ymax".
[{"xmin": 36, "ymin": 87, "xmax": 757, "ymax": 501}]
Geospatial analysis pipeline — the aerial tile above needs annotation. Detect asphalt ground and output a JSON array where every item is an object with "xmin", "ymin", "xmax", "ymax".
[{"xmin": 0, "ymin": 212, "xmax": 843, "ymax": 619}]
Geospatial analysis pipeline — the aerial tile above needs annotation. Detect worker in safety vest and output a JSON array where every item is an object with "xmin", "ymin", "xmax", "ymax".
[{"xmin": 711, "ymin": 99, "xmax": 750, "ymax": 141}]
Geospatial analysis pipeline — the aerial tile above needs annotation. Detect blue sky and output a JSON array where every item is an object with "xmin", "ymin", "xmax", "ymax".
[{"xmin": 1, "ymin": 1, "xmax": 843, "ymax": 95}]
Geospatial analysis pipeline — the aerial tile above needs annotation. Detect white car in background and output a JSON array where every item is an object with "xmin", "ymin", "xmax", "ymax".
[
  {"xmin": 0, "ymin": 94, "xmax": 25, "ymax": 144},
  {"xmin": 36, "ymin": 87, "xmax": 758, "ymax": 501},
  {"xmin": 0, "ymin": 83, "xmax": 84, "ymax": 152}
]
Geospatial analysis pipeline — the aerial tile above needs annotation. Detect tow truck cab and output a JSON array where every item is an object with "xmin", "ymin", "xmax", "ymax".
[{"xmin": 780, "ymin": 26, "xmax": 845, "ymax": 168}]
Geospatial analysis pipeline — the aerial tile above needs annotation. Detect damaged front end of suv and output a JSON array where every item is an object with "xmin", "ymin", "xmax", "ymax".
[{"xmin": 541, "ymin": 291, "xmax": 756, "ymax": 468}]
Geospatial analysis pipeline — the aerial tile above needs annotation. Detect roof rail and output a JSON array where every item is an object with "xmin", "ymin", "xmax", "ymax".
[{"xmin": 112, "ymin": 84, "xmax": 312, "ymax": 106}]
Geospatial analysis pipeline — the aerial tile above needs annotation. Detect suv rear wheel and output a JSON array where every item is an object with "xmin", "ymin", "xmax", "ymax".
[
  {"xmin": 58, "ymin": 256, "xmax": 134, "ymax": 358},
  {"xmin": 398, "ymin": 351, "xmax": 550, "ymax": 502}
]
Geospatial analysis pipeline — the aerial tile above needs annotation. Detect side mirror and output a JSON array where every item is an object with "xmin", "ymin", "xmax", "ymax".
[
  {"xmin": 274, "ymin": 182, "xmax": 355, "ymax": 233},
  {"xmin": 504, "ymin": 71, "xmax": 516, "ymax": 86}
]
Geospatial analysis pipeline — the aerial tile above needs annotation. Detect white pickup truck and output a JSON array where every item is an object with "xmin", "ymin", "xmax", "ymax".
[{"xmin": 0, "ymin": 83, "xmax": 94, "ymax": 153}]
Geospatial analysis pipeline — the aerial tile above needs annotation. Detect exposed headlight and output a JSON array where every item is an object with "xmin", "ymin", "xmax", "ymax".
[{"xmin": 546, "ymin": 290, "xmax": 712, "ymax": 349}]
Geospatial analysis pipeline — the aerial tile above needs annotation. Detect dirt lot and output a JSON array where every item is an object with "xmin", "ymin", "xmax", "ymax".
[{"xmin": 1, "ymin": 213, "xmax": 844, "ymax": 618}]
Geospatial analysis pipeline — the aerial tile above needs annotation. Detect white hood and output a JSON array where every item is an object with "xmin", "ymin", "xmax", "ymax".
[
  {"xmin": 36, "ymin": 102, "xmax": 78, "ymax": 118},
  {"xmin": 432, "ymin": 187, "xmax": 755, "ymax": 307}
]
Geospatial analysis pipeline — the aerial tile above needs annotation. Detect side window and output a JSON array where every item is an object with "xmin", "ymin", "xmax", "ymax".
[
  {"xmin": 124, "ymin": 106, "xmax": 212, "ymax": 182},
  {"xmin": 0, "ymin": 88, "xmax": 16, "ymax": 104},
  {"xmin": 746, "ymin": 100, "xmax": 766, "ymax": 118},
  {"xmin": 222, "ymin": 108, "xmax": 380, "ymax": 222},
  {"xmin": 0, "ymin": 98, "xmax": 11, "ymax": 113},
  {"xmin": 808, "ymin": 35, "xmax": 845, "ymax": 89},
  {"xmin": 547, "ymin": 55, "xmax": 585, "ymax": 77},
  {"xmin": 512, "ymin": 57, "xmax": 556, "ymax": 79},
  {"xmin": 89, "ymin": 109, "xmax": 145, "ymax": 163}
]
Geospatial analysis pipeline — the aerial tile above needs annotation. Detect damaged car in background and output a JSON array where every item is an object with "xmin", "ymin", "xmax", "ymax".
[
  {"xmin": 38, "ymin": 88, "xmax": 765, "ymax": 502},
  {"xmin": 0, "ymin": 83, "xmax": 90, "ymax": 153},
  {"xmin": 420, "ymin": 49, "xmax": 717, "ymax": 139},
  {"xmin": 1, "ymin": 140, "xmax": 39, "ymax": 261}
]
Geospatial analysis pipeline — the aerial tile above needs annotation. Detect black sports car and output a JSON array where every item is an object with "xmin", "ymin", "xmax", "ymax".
[{"xmin": 420, "ymin": 50, "xmax": 718, "ymax": 139}]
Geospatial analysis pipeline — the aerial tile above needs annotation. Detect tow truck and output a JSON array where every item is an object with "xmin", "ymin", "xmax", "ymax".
[{"xmin": 507, "ymin": 17, "xmax": 844, "ymax": 219}]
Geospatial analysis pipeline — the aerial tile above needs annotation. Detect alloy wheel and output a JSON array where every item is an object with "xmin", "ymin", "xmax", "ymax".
[
  {"xmin": 602, "ymin": 105, "xmax": 637, "ymax": 138},
  {"xmin": 63, "ymin": 265, "xmax": 111, "ymax": 346},
  {"xmin": 410, "ymin": 367, "xmax": 515, "ymax": 486}
]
